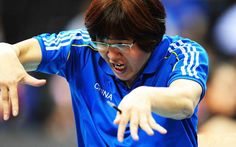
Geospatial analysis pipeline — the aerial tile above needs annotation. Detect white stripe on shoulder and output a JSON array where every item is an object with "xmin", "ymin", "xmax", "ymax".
[
  {"xmin": 186, "ymin": 44, "xmax": 194, "ymax": 77},
  {"xmin": 43, "ymin": 35, "xmax": 91, "ymax": 46},
  {"xmin": 192, "ymin": 46, "xmax": 200, "ymax": 79},
  {"xmin": 177, "ymin": 42, "xmax": 188, "ymax": 76},
  {"xmin": 43, "ymin": 33, "xmax": 77, "ymax": 46},
  {"xmin": 45, "ymin": 37, "xmax": 91, "ymax": 50},
  {"xmin": 42, "ymin": 31, "xmax": 76, "ymax": 43},
  {"xmin": 42, "ymin": 30, "xmax": 91, "ymax": 50},
  {"xmin": 43, "ymin": 30, "xmax": 90, "ymax": 45},
  {"xmin": 45, "ymin": 42, "xmax": 72, "ymax": 50},
  {"xmin": 169, "ymin": 40, "xmax": 200, "ymax": 79}
]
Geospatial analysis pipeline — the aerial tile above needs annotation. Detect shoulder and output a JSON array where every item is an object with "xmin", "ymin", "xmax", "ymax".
[
  {"xmin": 69, "ymin": 29, "xmax": 96, "ymax": 50},
  {"xmin": 37, "ymin": 28, "xmax": 93, "ymax": 45},
  {"xmin": 163, "ymin": 35, "xmax": 207, "ymax": 55}
]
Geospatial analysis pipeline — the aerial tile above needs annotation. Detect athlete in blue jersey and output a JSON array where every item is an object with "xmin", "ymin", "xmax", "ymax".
[{"xmin": 0, "ymin": 0, "xmax": 208, "ymax": 146}]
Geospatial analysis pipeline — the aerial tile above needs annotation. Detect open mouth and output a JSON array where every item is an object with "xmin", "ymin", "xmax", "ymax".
[{"xmin": 112, "ymin": 63, "xmax": 126, "ymax": 72}]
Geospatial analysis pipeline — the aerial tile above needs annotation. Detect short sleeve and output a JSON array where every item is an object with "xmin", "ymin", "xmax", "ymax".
[
  {"xmin": 167, "ymin": 39, "xmax": 209, "ymax": 99},
  {"xmin": 35, "ymin": 29, "xmax": 93, "ymax": 76}
]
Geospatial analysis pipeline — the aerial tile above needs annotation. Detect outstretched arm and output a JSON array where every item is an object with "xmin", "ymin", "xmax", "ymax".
[
  {"xmin": 114, "ymin": 79, "xmax": 202, "ymax": 142},
  {"xmin": 0, "ymin": 38, "xmax": 46, "ymax": 121}
]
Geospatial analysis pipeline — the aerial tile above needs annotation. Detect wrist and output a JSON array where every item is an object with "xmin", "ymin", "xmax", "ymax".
[
  {"xmin": 135, "ymin": 86, "xmax": 157, "ymax": 109},
  {"xmin": 0, "ymin": 43, "xmax": 19, "ymax": 56}
]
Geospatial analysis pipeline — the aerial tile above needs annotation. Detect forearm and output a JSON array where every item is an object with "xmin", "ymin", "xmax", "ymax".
[
  {"xmin": 144, "ymin": 80, "xmax": 201, "ymax": 120},
  {"xmin": 148, "ymin": 87, "xmax": 194, "ymax": 119},
  {"xmin": 114, "ymin": 79, "xmax": 202, "ymax": 141},
  {"xmin": 3, "ymin": 38, "xmax": 42, "ymax": 71}
]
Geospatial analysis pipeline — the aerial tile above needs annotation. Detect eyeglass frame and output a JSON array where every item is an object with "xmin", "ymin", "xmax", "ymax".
[{"xmin": 92, "ymin": 40, "xmax": 135, "ymax": 52}]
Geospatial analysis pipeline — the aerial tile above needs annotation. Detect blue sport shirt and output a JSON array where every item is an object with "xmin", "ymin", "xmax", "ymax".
[{"xmin": 35, "ymin": 29, "xmax": 208, "ymax": 147}]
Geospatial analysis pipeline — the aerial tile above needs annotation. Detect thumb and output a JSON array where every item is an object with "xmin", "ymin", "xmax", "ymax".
[
  {"xmin": 20, "ymin": 74, "xmax": 46, "ymax": 87},
  {"xmin": 113, "ymin": 113, "xmax": 121, "ymax": 125}
]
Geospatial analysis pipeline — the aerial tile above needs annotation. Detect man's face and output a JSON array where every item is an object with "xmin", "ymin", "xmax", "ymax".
[{"xmin": 97, "ymin": 39, "xmax": 151, "ymax": 85}]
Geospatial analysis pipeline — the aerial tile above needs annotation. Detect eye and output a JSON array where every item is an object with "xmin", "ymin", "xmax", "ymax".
[
  {"xmin": 115, "ymin": 44, "xmax": 130, "ymax": 49},
  {"xmin": 93, "ymin": 42, "xmax": 108, "ymax": 51}
]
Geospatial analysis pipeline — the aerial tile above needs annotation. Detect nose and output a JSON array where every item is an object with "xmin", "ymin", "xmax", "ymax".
[{"xmin": 107, "ymin": 47, "xmax": 122, "ymax": 59}]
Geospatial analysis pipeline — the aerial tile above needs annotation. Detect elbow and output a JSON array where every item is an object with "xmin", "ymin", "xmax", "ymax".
[
  {"xmin": 181, "ymin": 105, "xmax": 194, "ymax": 119},
  {"xmin": 180, "ymin": 99, "xmax": 195, "ymax": 119},
  {"xmin": 168, "ymin": 98, "xmax": 196, "ymax": 120}
]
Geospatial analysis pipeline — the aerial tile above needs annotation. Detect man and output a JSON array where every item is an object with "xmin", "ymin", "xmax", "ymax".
[{"xmin": 0, "ymin": 0, "xmax": 208, "ymax": 146}]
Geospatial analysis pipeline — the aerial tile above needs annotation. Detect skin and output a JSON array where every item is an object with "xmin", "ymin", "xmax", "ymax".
[
  {"xmin": 0, "ymin": 39, "xmax": 45, "ymax": 120},
  {"xmin": 0, "ymin": 38, "xmax": 202, "ymax": 142},
  {"xmin": 98, "ymin": 39, "xmax": 151, "ymax": 86}
]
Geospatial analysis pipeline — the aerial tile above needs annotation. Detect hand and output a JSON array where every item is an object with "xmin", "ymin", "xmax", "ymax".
[
  {"xmin": 113, "ymin": 86, "xmax": 167, "ymax": 142},
  {"xmin": 0, "ymin": 43, "xmax": 46, "ymax": 121}
]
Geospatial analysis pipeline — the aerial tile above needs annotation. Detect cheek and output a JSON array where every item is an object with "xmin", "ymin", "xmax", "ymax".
[
  {"xmin": 127, "ymin": 57, "xmax": 143, "ymax": 71},
  {"xmin": 126, "ymin": 52, "xmax": 150, "ymax": 72}
]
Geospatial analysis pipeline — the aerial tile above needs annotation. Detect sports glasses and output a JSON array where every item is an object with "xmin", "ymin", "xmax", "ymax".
[{"xmin": 93, "ymin": 41, "xmax": 135, "ymax": 52}]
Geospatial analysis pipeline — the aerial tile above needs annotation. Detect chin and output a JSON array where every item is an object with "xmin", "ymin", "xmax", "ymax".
[
  {"xmin": 116, "ymin": 74, "xmax": 135, "ymax": 84},
  {"xmin": 116, "ymin": 76, "xmax": 128, "ymax": 81}
]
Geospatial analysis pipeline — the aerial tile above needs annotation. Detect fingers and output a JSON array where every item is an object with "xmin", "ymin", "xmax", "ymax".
[
  {"xmin": 21, "ymin": 74, "xmax": 46, "ymax": 87},
  {"xmin": 129, "ymin": 111, "xmax": 159, "ymax": 141},
  {"xmin": 0, "ymin": 84, "xmax": 20, "ymax": 121},
  {"xmin": 1, "ymin": 86, "xmax": 10, "ymax": 120},
  {"xmin": 149, "ymin": 116, "xmax": 167, "ymax": 134},
  {"xmin": 115, "ymin": 110, "xmax": 167, "ymax": 142},
  {"xmin": 113, "ymin": 113, "xmax": 121, "ymax": 125},
  {"xmin": 0, "ymin": 73, "xmax": 46, "ymax": 121},
  {"xmin": 117, "ymin": 111, "xmax": 130, "ymax": 142},
  {"xmin": 9, "ymin": 85, "xmax": 19, "ymax": 117},
  {"xmin": 130, "ymin": 110, "xmax": 139, "ymax": 141},
  {"xmin": 139, "ymin": 112, "xmax": 154, "ymax": 136}
]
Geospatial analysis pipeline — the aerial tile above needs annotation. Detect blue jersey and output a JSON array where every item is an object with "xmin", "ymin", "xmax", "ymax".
[{"xmin": 35, "ymin": 29, "xmax": 208, "ymax": 147}]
